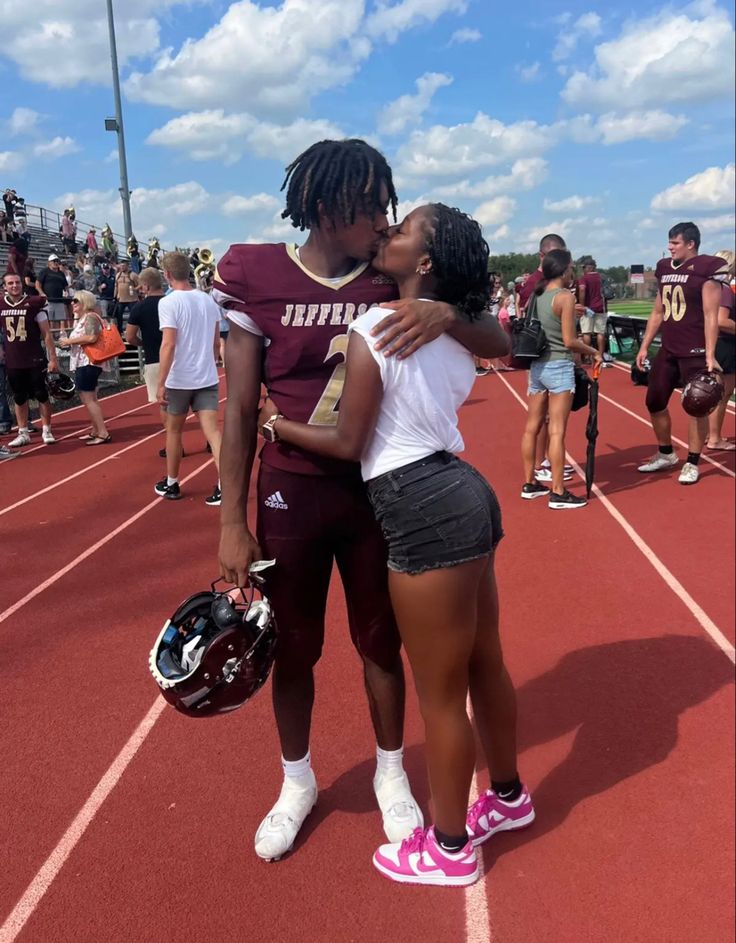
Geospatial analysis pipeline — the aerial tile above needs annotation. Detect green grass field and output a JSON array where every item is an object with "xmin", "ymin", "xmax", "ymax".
[{"xmin": 608, "ymin": 299, "xmax": 653, "ymax": 319}]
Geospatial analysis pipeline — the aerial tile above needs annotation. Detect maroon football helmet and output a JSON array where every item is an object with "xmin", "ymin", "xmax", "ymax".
[
  {"xmin": 149, "ymin": 562, "xmax": 277, "ymax": 718},
  {"xmin": 681, "ymin": 370, "xmax": 723, "ymax": 418}
]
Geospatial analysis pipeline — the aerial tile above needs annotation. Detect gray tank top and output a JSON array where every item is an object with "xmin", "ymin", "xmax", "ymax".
[{"xmin": 535, "ymin": 287, "xmax": 572, "ymax": 362}]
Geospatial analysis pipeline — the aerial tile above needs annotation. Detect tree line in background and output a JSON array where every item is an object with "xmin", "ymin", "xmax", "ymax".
[{"xmin": 488, "ymin": 253, "xmax": 631, "ymax": 297}]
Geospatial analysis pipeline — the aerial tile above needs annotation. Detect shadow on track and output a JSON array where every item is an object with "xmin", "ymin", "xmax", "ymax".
[{"xmin": 480, "ymin": 633, "xmax": 733, "ymax": 867}]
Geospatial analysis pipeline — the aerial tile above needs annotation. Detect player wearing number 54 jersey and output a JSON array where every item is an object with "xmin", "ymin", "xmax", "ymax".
[
  {"xmin": 215, "ymin": 139, "xmax": 502, "ymax": 863},
  {"xmin": 1, "ymin": 272, "xmax": 59, "ymax": 447},
  {"xmin": 636, "ymin": 222, "xmax": 729, "ymax": 485}
]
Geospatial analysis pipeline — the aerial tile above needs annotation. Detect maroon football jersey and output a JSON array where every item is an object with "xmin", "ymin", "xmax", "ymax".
[
  {"xmin": 213, "ymin": 243, "xmax": 396, "ymax": 475},
  {"xmin": 518, "ymin": 269, "xmax": 543, "ymax": 312},
  {"xmin": 0, "ymin": 293, "xmax": 48, "ymax": 369},
  {"xmin": 655, "ymin": 255, "xmax": 730, "ymax": 356},
  {"xmin": 578, "ymin": 272, "xmax": 605, "ymax": 313}
]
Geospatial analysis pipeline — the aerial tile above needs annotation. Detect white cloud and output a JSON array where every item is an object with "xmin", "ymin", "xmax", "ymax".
[
  {"xmin": 396, "ymin": 113, "xmax": 560, "ymax": 179},
  {"xmin": 596, "ymin": 110, "xmax": 689, "ymax": 144},
  {"xmin": 33, "ymin": 136, "xmax": 80, "ymax": 159},
  {"xmin": 377, "ymin": 72, "xmax": 453, "ymax": 135},
  {"xmin": 0, "ymin": 151, "xmax": 23, "ymax": 172},
  {"xmin": 8, "ymin": 107, "xmax": 42, "ymax": 136},
  {"xmin": 473, "ymin": 196, "xmax": 516, "ymax": 228},
  {"xmin": 698, "ymin": 214, "xmax": 736, "ymax": 238},
  {"xmin": 222, "ymin": 193, "xmax": 281, "ymax": 216},
  {"xmin": 543, "ymin": 195, "xmax": 599, "ymax": 213},
  {"xmin": 553, "ymin": 11, "xmax": 602, "ymax": 61},
  {"xmin": 516, "ymin": 61, "xmax": 541, "ymax": 82},
  {"xmin": 651, "ymin": 164, "xmax": 735, "ymax": 211},
  {"xmin": 449, "ymin": 27, "xmax": 481, "ymax": 44},
  {"xmin": 434, "ymin": 158, "xmax": 549, "ymax": 200},
  {"xmin": 366, "ymin": 0, "xmax": 468, "ymax": 43},
  {"xmin": 2, "ymin": 0, "xmax": 178, "ymax": 88},
  {"xmin": 55, "ymin": 182, "xmax": 212, "ymax": 241},
  {"xmin": 126, "ymin": 0, "xmax": 368, "ymax": 116},
  {"xmin": 562, "ymin": 2, "xmax": 735, "ymax": 110},
  {"xmin": 147, "ymin": 111, "xmax": 344, "ymax": 164}
]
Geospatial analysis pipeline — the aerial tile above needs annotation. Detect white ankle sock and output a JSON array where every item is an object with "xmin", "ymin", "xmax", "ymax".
[
  {"xmin": 376, "ymin": 745, "xmax": 404, "ymax": 776},
  {"xmin": 167, "ymin": 476, "xmax": 178, "ymax": 486},
  {"xmin": 282, "ymin": 751, "xmax": 312, "ymax": 781}
]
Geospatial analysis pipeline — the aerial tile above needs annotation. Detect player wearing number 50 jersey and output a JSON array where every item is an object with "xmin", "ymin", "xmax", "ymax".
[
  {"xmin": 636, "ymin": 222, "xmax": 729, "ymax": 485},
  {"xmin": 214, "ymin": 139, "xmax": 502, "ymax": 863},
  {"xmin": 1, "ymin": 272, "xmax": 59, "ymax": 448}
]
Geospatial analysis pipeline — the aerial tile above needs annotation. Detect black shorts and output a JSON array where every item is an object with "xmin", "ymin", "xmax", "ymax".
[
  {"xmin": 366, "ymin": 452, "xmax": 503, "ymax": 575},
  {"xmin": 716, "ymin": 336, "xmax": 735, "ymax": 376},
  {"xmin": 6, "ymin": 365, "xmax": 48, "ymax": 405},
  {"xmin": 646, "ymin": 349, "xmax": 705, "ymax": 414},
  {"xmin": 255, "ymin": 464, "xmax": 400, "ymax": 671},
  {"xmin": 74, "ymin": 365, "xmax": 102, "ymax": 393}
]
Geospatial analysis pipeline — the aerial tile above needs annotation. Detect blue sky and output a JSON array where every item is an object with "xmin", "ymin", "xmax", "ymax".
[{"xmin": 2, "ymin": 0, "xmax": 734, "ymax": 266}]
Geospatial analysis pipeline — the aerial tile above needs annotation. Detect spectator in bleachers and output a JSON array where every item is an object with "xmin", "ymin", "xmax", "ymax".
[
  {"xmin": 16, "ymin": 214, "xmax": 30, "ymax": 246},
  {"xmin": 61, "ymin": 209, "xmax": 77, "ymax": 255},
  {"xmin": 24, "ymin": 259, "xmax": 38, "ymax": 296},
  {"xmin": 75, "ymin": 264, "xmax": 98, "ymax": 295},
  {"xmin": 113, "ymin": 261, "xmax": 139, "ymax": 333},
  {"xmin": 0, "ymin": 211, "xmax": 9, "ymax": 242},
  {"xmin": 36, "ymin": 254, "xmax": 70, "ymax": 330},
  {"xmin": 86, "ymin": 227, "xmax": 98, "ymax": 255},
  {"xmin": 97, "ymin": 260, "xmax": 116, "ymax": 319},
  {"xmin": 2, "ymin": 189, "xmax": 17, "ymax": 222},
  {"xmin": 56, "ymin": 290, "xmax": 111, "ymax": 445}
]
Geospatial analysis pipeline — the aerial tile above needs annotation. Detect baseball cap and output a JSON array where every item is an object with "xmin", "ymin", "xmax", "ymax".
[{"xmin": 48, "ymin": 254, "xmax": 60, "ymax": 261}]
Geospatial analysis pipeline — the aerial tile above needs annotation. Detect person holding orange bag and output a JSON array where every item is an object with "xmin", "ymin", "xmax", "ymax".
[{"xmin": 57, "ymin": 290, "xmax": 112, "ymax": 445}]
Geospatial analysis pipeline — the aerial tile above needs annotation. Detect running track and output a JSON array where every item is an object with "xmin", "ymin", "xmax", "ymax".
[{"xmin": 1, "ymin": 368, "xmax": 733, "ymax": 943}]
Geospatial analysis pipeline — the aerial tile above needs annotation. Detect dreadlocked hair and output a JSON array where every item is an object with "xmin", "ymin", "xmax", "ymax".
[
  {"xmin": 424, "ymin": 204, "xmax": 491, "ymax": 320},
  {"xmin": 280, "ymin": 139, "xmax": 398, "ymax": 231}
]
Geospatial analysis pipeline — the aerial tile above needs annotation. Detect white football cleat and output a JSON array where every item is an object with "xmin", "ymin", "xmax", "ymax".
[
  {"xmin": 374, "ymin": 769, "xmax": 424, "ymax": 843},
  {"xmin": 254, "ymin": 772, "xmax": 317, "ymax": 861},
  {"xmin": 678, "ymin": 462, "xmax": 700, "ymax": 485},
  {"xmin": 637, "ymin": 451, "xmax": 679, "ymax": 473}
]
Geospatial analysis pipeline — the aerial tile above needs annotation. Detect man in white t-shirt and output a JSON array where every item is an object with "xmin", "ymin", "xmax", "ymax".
[{"xmin": 155, "ymin": 251, "xmax": 222, "ymax": 505}]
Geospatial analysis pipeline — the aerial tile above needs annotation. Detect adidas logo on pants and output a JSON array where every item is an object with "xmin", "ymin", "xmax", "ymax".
[{"xmin": 264, "ymin": 491, "xmax": 288, "ymax": 510}]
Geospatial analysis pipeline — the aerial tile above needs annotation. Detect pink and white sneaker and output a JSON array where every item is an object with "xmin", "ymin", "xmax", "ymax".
[
  {"xmin": 372, "ymin": 826, "xmax": 479, "ymax": 887},
  {"xmin": 466, "ymin": 786, "xmax": 535, "ymax": 847}
]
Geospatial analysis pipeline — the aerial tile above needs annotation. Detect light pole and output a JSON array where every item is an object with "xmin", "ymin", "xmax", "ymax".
[{"xmin": 105, "ymin": 0, "xmax": 133, "ymax": 242}]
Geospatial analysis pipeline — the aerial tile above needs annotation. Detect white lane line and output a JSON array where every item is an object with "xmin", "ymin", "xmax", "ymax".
[
  {"xmin": 0, "ymin": 697, "xmax": 166, "ymax": 943},
  {"xmin": 0, "ymin": 457, "xmax": 215, "ymax": 626},
  {"xmin": 0, "ymin": 394, "xmax": 225, "ymax": 516},
  {"xmin": 495, "ymin": 372, "xmax": 735, "ymax": 665},
  {"xmin": 596, "ymin": 391, "xmax": 735, "ymax": 479},
  {"xmin": 464, "ymin": 698, "xmax": 492, "ymax": 943},
  {"xmin": 10, "ymin": 398, "xmax": 153, "ymax": 457}
]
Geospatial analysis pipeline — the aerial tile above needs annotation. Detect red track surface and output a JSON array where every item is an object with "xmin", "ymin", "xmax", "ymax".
[{"xmin": 1, "ymin": 368, "xmax": 734, "ymax": 943}]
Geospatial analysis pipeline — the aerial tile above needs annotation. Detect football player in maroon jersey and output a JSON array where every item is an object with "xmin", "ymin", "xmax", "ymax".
[
  {"xmin": 1, "ymin": 272, "xmax": 59, "ymax": 447},
  {"xmin": 214, "ymin": 139, "xmax": 505, "ymax": 862},
  {"xmin": 635, "ymin": 222, "xmax": 729, "ymax": 485}
]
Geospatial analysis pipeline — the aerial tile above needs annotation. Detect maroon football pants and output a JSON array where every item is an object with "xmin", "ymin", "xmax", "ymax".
[
  {"xmin": 255, "ymin": 464, "xmax": 400, "ymax": 671},
  {"xmin": 646, "ymin": 349, "xmax": 705, "ymax": 414}
]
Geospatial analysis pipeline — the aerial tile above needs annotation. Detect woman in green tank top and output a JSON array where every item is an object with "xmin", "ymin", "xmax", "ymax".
[{"xmin": 520, "ymin": 250, "xmax": 602, "ymax": 509}]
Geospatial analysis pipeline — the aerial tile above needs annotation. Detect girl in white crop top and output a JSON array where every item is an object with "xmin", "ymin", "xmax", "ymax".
[{"xmin": 258, "ymin": 204, "xmax": 532, "ymax": 887}]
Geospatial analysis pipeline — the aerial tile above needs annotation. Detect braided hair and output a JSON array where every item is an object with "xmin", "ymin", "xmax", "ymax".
[
  {"xmin": 423, "ymin": 204, "xmax": 491, "ymax": 320},
  {"xmin": 281, "ymin": 139, "xmax": 398, "ymax": 231}
]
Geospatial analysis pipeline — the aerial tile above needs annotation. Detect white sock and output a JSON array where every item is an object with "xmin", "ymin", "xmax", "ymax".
[
  {"xmin": 167, "ymin": 476, "xmax": 178, "ymax": 487},
  {"xmin": 43, "ymin": 425, "xmax": 51, "ymax": 432},
  {"xmin": 376, "ymin": 745, "xmax": 405, "ymax": 776},
  {"xmin": 282, "ymin": 751, "xmax": 312, "ymax": 782}
]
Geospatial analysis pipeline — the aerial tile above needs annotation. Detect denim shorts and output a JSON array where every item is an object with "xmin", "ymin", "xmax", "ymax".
[
  {"xmin": 528, "ymin": 358, "xmax": 575, "ymax": 395},
  {"xmin": 366, "ymin": 452, "xmax": 504, "ymax": 575}
]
